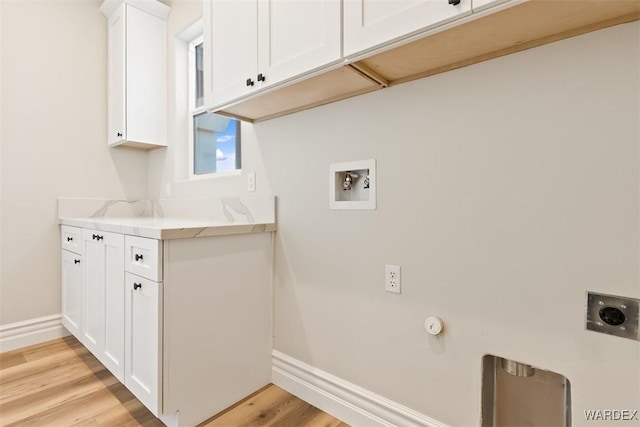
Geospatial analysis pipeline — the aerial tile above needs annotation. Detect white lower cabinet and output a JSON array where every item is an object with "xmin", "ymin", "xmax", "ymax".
[
  {"xmin": 82, "ymin": 229, "xmax": 125, "ymax": 381},
  {"xmin": 124, "ymin": 272, "xmax": 161, "ymax": 416},
  {"xmin": 61, "ymin": 249, "xmax": 83, "ymax": 338},
  {"xmin": 61, "ymin": 226, "xmax": 272, "ymax": 426}
]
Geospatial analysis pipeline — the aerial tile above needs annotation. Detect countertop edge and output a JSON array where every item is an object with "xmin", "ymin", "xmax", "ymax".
[{"xmin": 59, "ymin": 217, "xmax": 277, "ymax": 240}]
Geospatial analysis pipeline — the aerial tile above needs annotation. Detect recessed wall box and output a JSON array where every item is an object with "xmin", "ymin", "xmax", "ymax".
[
  {"xmin": 481, "ymin": 355, "xmax": 571, "ymax": 427},
  {"xmin": 586, "ymin": 292, "xmax": 639, "ymax": 341},
  {"xmin": 329, "ymin": 159, "xmax": 376, "ymax": 210}
]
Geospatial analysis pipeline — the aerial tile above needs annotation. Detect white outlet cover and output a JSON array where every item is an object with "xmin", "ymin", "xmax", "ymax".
[
  {"xmin": 385, "ymin": 264, "xmax": 401, "ymax": 294},
  {"xmin": 247, "ymin": 172, "xmax": 256, "ymax": 192}
]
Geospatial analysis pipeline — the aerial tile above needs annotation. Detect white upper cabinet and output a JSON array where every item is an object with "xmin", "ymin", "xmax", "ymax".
[
  {"xmin": 204, "ymin": 0, "xmax": 258, "ymax": 107},
  {"xmin": 101, "ymin": 0, "xmax": 170, "ymax": 150},
  {"xmin": 204, "ymin": 0, "xmax": 342, "ymax": 109},
  {"xmin": 471, "ymin": 0, "xmax": 511, "ymax": 12},
  {"xmin": 106, "ymin": 5, "xmax": 126, "ymax": 146},
  {"xmin": 343, "ymin": 0, "xmax": 472, "ymax": 58},
  {"xmin": 256, "ymin": 0, "xmax": 342, "ymax": 90}
]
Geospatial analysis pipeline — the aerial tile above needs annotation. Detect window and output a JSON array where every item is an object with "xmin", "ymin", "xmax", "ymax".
[{"xmin": 189, "ymin": 37, "xmax": 241, "ymax": 176}]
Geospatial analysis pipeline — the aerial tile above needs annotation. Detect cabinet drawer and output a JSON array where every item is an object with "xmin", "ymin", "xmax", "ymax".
[
  {"xmin": 125, "ymin": 236, "xmax": 161, "ymax": 281},
  {"xmin": 61, "ymin": 225, "xmax": 83, "ymax": 255}
]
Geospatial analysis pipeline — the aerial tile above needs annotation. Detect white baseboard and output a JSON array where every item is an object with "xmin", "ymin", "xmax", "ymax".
[
  {"xmin": 0, "ymin": 314, "xmax": 70, "ymax": 353},
  {"xmin": 272, "ymin": 350, "xmax": 447, "ymax": 427}
]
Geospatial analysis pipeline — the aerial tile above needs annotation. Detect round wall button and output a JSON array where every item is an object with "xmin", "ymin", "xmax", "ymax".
[{"xmin": 424, "ymin": 317, "xmax": 444, "ymax": 335}]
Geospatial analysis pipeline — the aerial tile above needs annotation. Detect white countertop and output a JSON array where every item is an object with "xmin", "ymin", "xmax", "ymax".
[{"xmin": 59, "ymin": 216, "xmax": 277, "ymax": 240}]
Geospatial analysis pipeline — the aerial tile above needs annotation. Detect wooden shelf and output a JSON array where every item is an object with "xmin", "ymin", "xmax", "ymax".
[
  {"xmin": 354, "ymin": 0, "xmax": 640, "ymax": 86},
  {"xmin": 214, "ymin": 0, "xmax": 639, "ymax": 123},
  {"xmin": 215, "ymin": 65, "xmax": 383, "ymax": 123}
]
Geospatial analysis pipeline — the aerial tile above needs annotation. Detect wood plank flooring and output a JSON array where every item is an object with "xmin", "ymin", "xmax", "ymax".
[{"xmin": 0, "ymin": 337, "xmax": 348, "ymax": 427}]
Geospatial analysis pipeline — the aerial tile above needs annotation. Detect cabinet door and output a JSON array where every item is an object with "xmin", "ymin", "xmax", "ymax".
[
  {"xmin": 83, "ymin": 232, "xmax": 104, "ymax": 353},
  {"xmin": 471, "ymin": 0, "xmax": 511, "ymax": 12},
  {"xmin": 203, "ymin": 0, "xmax": 258, "ymax": 107},
  {"xmin": 125, "ymin": 4, "xmax": 167, "ymax": 146},
  {"xmin": 107, "ymin": 3, "xmax": 126, "ymax": 145},
  {"xmin": 61, "ymin": 250, "xmax": 83, "ymax": 339},
  {"xmin": 125, "ymin": 273, "xmax": 161, "ymax": 416},
  {"xmin": 257, "ymin": 0, "xmax": 342, "ymax": 88},
  {"xmin": 82, "ymin": 230, "xmax": 125, "ymax": 381},
  {"xmin": 343, "ymin": 0, "xmax": 472, "ymax": 58}
]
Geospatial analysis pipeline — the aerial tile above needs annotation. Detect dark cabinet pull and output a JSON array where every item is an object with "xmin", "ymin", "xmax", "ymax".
[
  {"xmin": 92, "ymin": 234, "xmax": 104, "ymax": 241},
  {"xmin": 133, "ymin": 283, "xmax": 142, "ymax": 290},
  {"xmin": 448, "ymin": 0, "xmax": 461, "ymax": 4},
  {"xmin": 246, "ymin": 78, "xmax": 254, "ymax": 87},
  {"xmin": 117, "ymin": 132, "xmax": 123, "ymax": 137},
  {"xmin": 135, "ymin": 254, "xmax": 143, "ymax": 261},
  {"xmin": 257, "ymin": 73, "xmax": 266, "ymax": 82},
  {"xmin": 74, "ymin": 259, "xmax": 80, "ymax": 264},
  {"xmin": 67, "ymin": 237, "xmax": 73, "ymax": 242}
]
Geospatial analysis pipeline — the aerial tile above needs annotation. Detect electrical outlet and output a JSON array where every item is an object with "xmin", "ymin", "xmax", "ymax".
[
  {"xmin": 385, "ymin": 265, "xmax": 401, "ymax": 294},
  {"xmin": 247, "ymin": 172, "xmax": 256, "ymax": 192}
]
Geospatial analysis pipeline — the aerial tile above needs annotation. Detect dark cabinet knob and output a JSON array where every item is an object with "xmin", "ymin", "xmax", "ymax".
[
  {"xmin": 117, "ymin": 132, "xmax": 123, "ymax": 137},
  {"xmin": 257, "ymin": 73, "xmax": 266, "ymax": 82},
  {"xmin": 135, "ymin": 254, "xmax": 143, "ymax": 261},
  {"xmin": 67, "ymin": 237, "xmax": 73, "ymax": 242},
  {"xmin": 246, "ymin": 78, "xmax": 254, "ymax": 87},
  {"xmin": 74, "ymin": 259, "xmax": 80, "ymax": 264},
  {"xmin": 92, "ymin": 234, "xmax": 104, "ymax": 241},
  {"xmin": 133, "ymin": 283, "xmax": 142, "ymax": 290},
  {"xmin": 448, "ymin": 0, "xmax": 461, "ymax": 4}
]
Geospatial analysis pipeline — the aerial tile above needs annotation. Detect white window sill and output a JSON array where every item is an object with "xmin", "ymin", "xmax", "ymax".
[{"xmin": 176, "ymin": 169, "xmax": 243, "ymax": 183}]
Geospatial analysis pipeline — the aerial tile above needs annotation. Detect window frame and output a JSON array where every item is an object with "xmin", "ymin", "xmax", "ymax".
[{"xmin": 187, "ymin": 35, "xmax": 241, "ymax": 180}]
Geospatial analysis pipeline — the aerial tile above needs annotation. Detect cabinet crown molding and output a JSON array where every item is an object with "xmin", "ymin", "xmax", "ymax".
[{"xmin": 100, "ymin": 0, "xmax": 170, "ymax": 21}]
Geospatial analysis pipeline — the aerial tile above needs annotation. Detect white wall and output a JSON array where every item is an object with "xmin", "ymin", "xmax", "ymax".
[
  {"xmin": 254, "ymin": 23, "xmax": 639, "ymax": 425},
  {"xmin": 0, "ymin": 0, "xmax": 4, "ymax": 322},
  {"xmin": 151, "ymin": 9, "xmax": 639, "ymax": 423},
  {"xmin": 152, "ymin": 12, "xmax": 639, "ymax": 424},
  {"xmin": 0, "ymin": 0, "xmax": 148, "ymax": 325},
  {"xmin": 147, "ymin": 0, "xmax": 271, "ymax": 200}
]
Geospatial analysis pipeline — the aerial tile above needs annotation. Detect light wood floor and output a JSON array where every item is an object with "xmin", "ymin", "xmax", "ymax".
[{"xmin": 0, "ymin": 336, "xmax": 348, "ymax": 427}]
